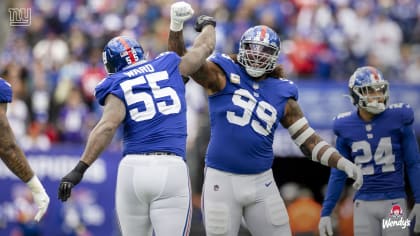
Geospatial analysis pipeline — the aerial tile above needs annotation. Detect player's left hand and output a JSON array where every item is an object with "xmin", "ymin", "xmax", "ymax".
[
  {"xmin": 409, "ymin": 203, "xmax": 420, "ymax": 233},
  {"xmin": 170, "ymin": 1, "xmax": 194, "ymax": 31},
  {"xmin": 338, "ymin": 158, "xmax": 363, "ymax": 190},
  {"xmin": 32, "ymin": 190, "xmax": 50, "ymax": 222},
  {"xmin": 27, "ymin": 176, "xmax": 50, "ymax": 222},
  {"xmin": 349, "ymin": 164, "xmax": 363, "ymax": 190}
]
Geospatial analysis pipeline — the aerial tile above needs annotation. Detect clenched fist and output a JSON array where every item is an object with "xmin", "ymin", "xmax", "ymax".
[{"xmin": 170, "ymin": 1, "xmax": 194, "ymax": 31}]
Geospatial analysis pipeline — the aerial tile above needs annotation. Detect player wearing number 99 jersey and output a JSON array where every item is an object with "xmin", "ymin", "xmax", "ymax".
[
  {"xmin": 170, "ymin": 24, "xmax": 363, "ymax": 236},
  {"xmin": 319, "ymin": 66, "xmax": 420, "ymax": 236},
  {"xmin": 58, "ymin": 13, "xmax": 216, "ymax": 236}
]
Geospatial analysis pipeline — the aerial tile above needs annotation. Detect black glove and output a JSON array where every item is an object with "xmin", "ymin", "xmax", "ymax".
[
  {"xmin": 58, "ymin": 161, "xmax": 89, "ymax": 202},
  {"xmin": 194, "ymin": 15, "xmax": 216, "ymax": 32}
]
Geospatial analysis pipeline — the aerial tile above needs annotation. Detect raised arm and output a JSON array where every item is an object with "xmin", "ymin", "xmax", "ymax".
[
  {"xmin": 168, "ymin": 6, "xmax": 225, "ymax": 93},
  {"xmin": 280, "ymin": 99, "xmax": 363, "ymax": 189},
  {"xmin": 168, "ymin": 1, "xmax": 191, "ymax": 56},
  {"xmin": 178, "ymin": 20, "xmax": 215, "ymax": 77}
]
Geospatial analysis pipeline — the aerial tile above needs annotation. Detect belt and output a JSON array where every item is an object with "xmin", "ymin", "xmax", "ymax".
[{"xmin": 139, "ymin": 152, "xmax": 177, "ymax": 156}]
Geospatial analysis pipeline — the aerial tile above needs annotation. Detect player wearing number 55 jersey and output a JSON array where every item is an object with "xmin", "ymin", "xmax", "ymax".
[
  {"xmin": 319, "ymin": 66, "xmax": 420, "ymax": 236},
  {"xmin": 170, "ymin": 23, "xmax": 363, "ymax": 236},
  {"xmin": 57, "ymin": 7, "xmax": 216, "ymax": 236}
]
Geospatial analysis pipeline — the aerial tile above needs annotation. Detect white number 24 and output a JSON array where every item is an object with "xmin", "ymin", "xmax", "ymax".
[
  {"xmin": 353, "ymin": 137, "xmax": 395, "ymax": 175},
  {"xmin": 226, "ymin": 89, "xmax": 277, "ymax": 136},
  {"xmin": 119, "ymin": 71, "xmax": 181, "ymax": 121}
]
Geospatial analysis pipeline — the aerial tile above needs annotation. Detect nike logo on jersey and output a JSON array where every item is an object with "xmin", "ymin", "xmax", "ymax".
[{"xmin": 265, "ymin": 181, "xmax": 272, "ymax": 187}]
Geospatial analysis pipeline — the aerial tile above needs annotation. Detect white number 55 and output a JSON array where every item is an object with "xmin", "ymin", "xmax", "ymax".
[{"xmin": 120, "ymin": 71, "xmax": 181, "ymax": 121}]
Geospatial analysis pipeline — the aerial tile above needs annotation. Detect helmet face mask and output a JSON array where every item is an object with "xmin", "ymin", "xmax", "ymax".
[
  {"xmin": 103, "ymin": 36, "xmax": 146, "ymax": 74},
  {"xmin": 349, "ymin": 66, "xmax": 389, "ymax": 114},
  {"xmin": 237, "ymin": 25, "xmax": 280, "ymax": 78}
]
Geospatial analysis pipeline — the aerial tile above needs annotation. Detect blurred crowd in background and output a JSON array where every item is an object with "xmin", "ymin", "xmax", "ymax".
[
  {"xmin": 0, "ymin": 0, "xmax": 420, "ymax": 235},
  {"xmin": 1, "ymin": 0, "xmax": 420, "ymax": 148}
]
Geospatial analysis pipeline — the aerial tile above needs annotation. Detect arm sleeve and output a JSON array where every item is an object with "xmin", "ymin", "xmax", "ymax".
[
  {"xmin": 321, "ymin": 167, "xmax": 348, "ymax": 216},
  {"xmin": 321, "ymin": 135, "xmax": 350, "ymax": 216},
  {"xmin": 401, "ymin": 124, "xmax": 420, "ymax": 203}
]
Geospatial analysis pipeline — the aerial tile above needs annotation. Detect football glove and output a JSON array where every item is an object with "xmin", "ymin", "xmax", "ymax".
[
  {"xmin": 337, "ymin": 158, "xmax": 363, "ymax": 190},
  {"xmin": 58, "ymin": 161, "xmax": 89, "ymax": 202},
  {"xmin": 319, "ymin": 216, "xmax": 333, "ymax": 236},
  {"xmin": 194, "ymin": 15, "xmax": 216, "ymax": 32},
  {"xmin": 409, "ymin": 203, "xmax": 420, "ymax": 233},
  {"xmin": 170, "ymin": 1, "xmax": 194, "ymax": 31},
  {"xmin": 27, "ymin": 176, "xmax": 50, "ymax": 222}
]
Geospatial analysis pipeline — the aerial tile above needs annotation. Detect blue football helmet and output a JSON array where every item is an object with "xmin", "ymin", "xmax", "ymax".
[
  {"xmin": 102, "ymin": 36, "xmax": 145, "ymax": 74},
  {"xmin": 237, "ymin": 25, "xmax": 281, "ymax": 78},
  {"xmin": 348, "ymin": 66, "xmax": 389, "ymax": 114}
]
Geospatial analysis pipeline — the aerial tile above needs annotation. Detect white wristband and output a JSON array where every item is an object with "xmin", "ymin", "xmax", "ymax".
[{"xmin": 26, "ymin": 175, "xmax": 45, "ymax": 193}]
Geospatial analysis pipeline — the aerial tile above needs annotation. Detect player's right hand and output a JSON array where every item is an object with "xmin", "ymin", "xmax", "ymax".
[
  {"xmin": 318, "ymin": 216, "xmax": 333, "ymax": 236},
  {"xmin": 170, "ymin": 1, "xmax": 194, "ymax": 31}
]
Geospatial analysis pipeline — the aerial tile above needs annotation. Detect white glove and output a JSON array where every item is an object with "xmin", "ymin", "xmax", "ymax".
[
  {"xmin": 170, "ymin": 1, "xmax": 194, "ymax": 31},
  {"xmin": 27, "ymin": 176, "xmax": 50, "ymax": 222},
  {"xmin": 409, "ymin": 203, "xmax": 420, "ymax": 233},
  {"xmin": 337, "ymin": 158, "xmax": 363, "ymax": 190},
  {"xmin": 319, "ymin": 216, "xmax": 333, "ymax": 236}
]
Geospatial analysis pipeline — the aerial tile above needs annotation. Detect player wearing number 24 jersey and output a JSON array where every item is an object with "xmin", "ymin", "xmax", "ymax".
[
  {"xmin": 319, "ymin": 66, "xmax": 420, "ymax": 236},
  {"xmin": 58, "ymin": 11, "xmax": 216, "ymax": 236},
  {"xmin": 170, "ymin": 23, "xmax": 363, "ymax": 236}
]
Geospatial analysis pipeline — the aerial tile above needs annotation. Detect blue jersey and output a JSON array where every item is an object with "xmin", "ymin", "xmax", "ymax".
[
  {"xmin": 0, "ymin": 78, "xmax": 12, "ymax": 103},
  {"xmin": 206, "ymin": 53, "xmax": 298, "ymax": 174},
  {"xmin": 321, "ymin": 103, "xmax": 420, "ymax": 216},
  {"xmin": 95, "ymin": 52, "xmax": 187, "ymax": 158}
]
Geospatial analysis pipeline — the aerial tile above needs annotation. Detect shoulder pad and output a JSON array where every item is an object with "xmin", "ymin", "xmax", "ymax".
[
  {"xmin": 388, "ymin": 103, "xmax": 407, "ymax": 110},
  {"xmin": 156, "ymin": 51, "xmax": 173, "ymax": 59},
  {"xmin": 0, "ymin": 78, "xmax": 12, "ymax": 103},
  {"xmin": 334, "ymin": 111, "xmax": 352, "ymax": 120},
  {"xmin": 388, "ymin": 103, "xmax": 414, "ymax": 125}
]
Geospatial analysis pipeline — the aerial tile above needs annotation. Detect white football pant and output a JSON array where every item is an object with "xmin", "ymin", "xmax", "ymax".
[
  {"xmin": 354, "ymin": 198, "xmax": 409, "ymax": 236},
  {"xmin": 202, "ymin": 167, "xmax": 291, "ymax": 236},
  {"xmin": 116, "ymin": 154, "xmax": 192, "ymax": 236}
]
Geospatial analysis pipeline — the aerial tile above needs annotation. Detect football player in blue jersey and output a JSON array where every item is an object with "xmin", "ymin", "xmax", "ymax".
[
  {"xmin": 57, "ymin": 2, "xmax": 215, "ymax": 235},
  {"xmin": 169, "ymin": 21, "xmax": 363, "ymax": 235},
  {"xmin": 0, "ymin": 77, "xmax": 50, "ymax": 222},
  {"xmin": 318, "ymin": 66, "xmax": 420, "ymax": 236}
]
